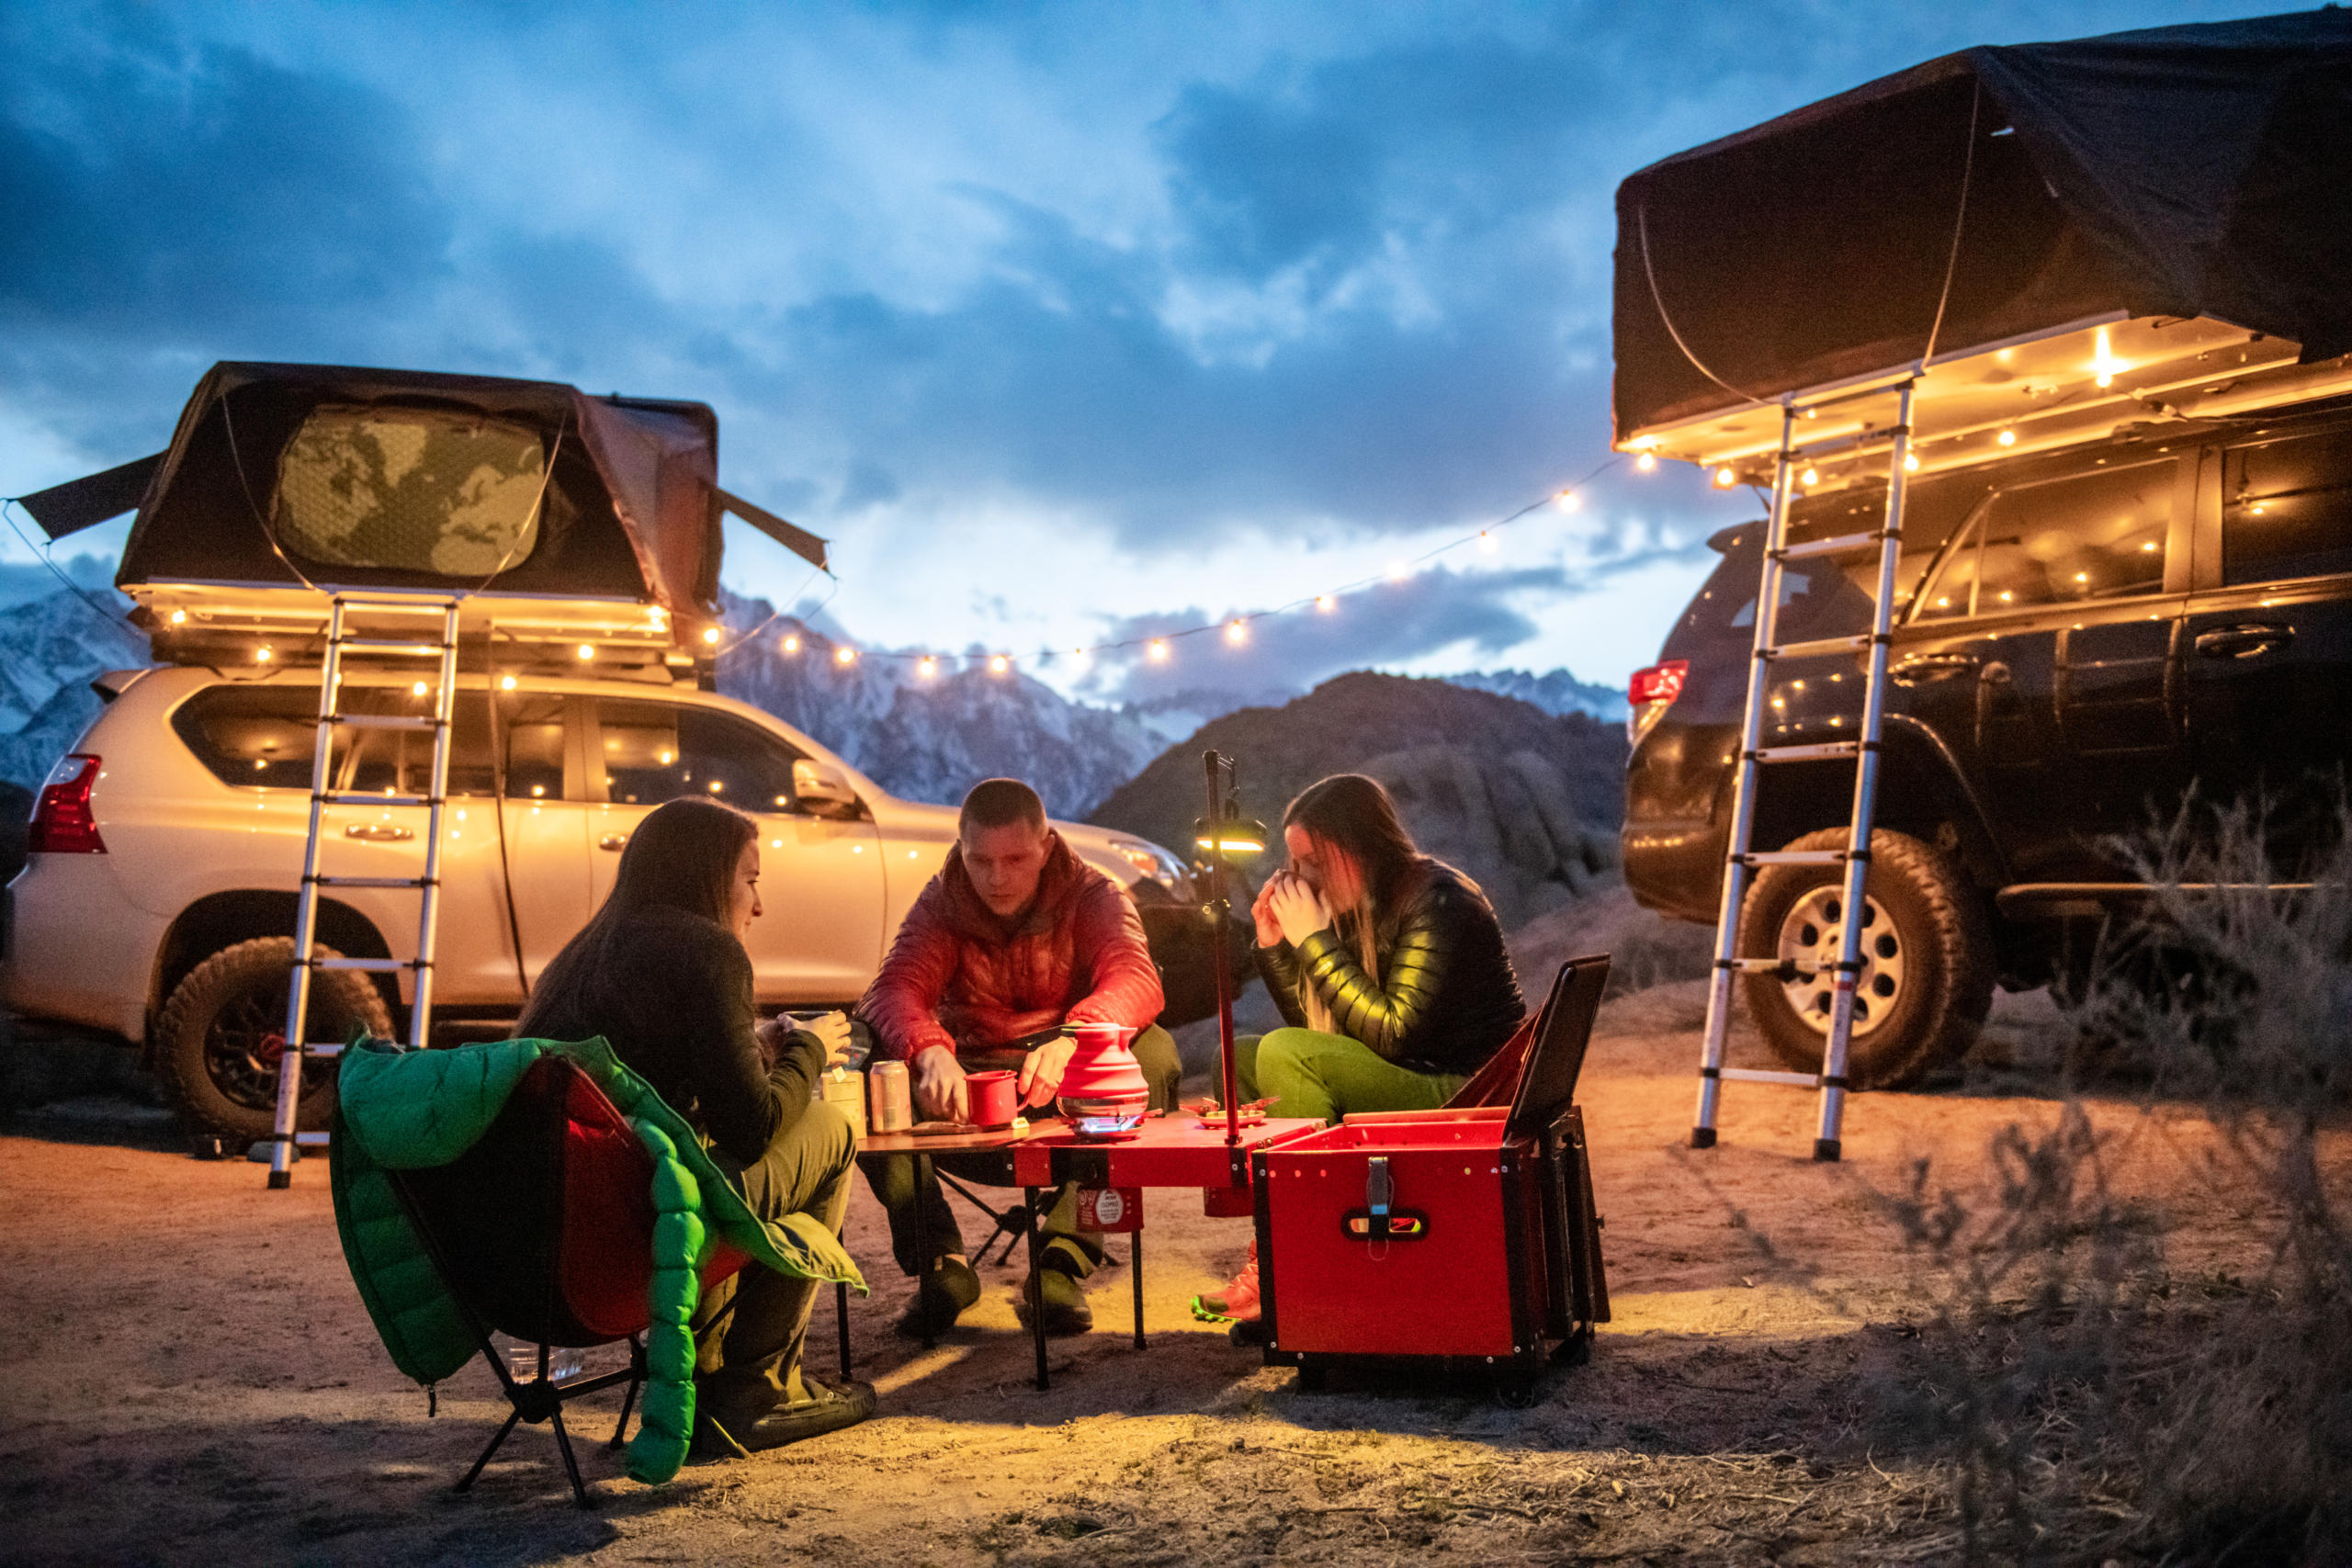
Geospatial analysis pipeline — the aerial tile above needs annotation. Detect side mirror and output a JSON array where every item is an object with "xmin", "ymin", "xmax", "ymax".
[{"xmin": 792, "ymin": 759, "xmax": 862, "ymax": 818}]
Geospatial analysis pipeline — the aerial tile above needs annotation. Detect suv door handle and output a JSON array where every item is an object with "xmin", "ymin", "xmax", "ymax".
[
  {"xmin": 599, "ymin": 834, "xmax": 628, "ymax": 852},
  {"xmin": 345, "ymin": 823, "xmax": 413, "ymax": 842},
  {"xmin": 2195, "ymin": 623, "xmax": 2294, "ymax": 660},
  {"xmin": 1891, "ymin": 652, "xmax": 1980, "ymax": 685}
]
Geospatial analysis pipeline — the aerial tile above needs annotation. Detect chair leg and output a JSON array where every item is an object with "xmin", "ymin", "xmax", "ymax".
[
  {"xmin": 458, "ymin": 1406, "xmax": 526, "ymax": 1494},
  {"xmin": 609, "ymin": 1337, "xmax": 644, "ymax": 1450},
  {"xmin": 548, "ymin": 1407, "xmax": 594, "ymax": 1509}
]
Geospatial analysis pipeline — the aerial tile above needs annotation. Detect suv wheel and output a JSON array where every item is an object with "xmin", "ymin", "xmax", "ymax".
[
  {"xmin": 1739, "ymin": 829, "xmax": 1994, "ymax": 1089},
  {"xmin": 153, "ymin": 938, "xmax": 392, "ymax": 1144}
]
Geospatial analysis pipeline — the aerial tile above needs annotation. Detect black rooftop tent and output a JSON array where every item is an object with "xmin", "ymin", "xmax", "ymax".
[{"xmin": 1612, "ymin": 7, "xmax": 2352, "ymax": 447}]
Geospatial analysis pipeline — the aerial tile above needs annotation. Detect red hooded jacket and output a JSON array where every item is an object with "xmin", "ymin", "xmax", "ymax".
[{"xmin": 860, "ymin": 830, "xmax": 1164, "ymax": 1061}]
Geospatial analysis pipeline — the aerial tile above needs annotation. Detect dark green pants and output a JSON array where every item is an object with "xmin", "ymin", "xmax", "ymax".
[
  {"xmin": 857, "ymin": 1024, "xmax": 1182, "ymax": 1280},
  {"xmin": 692, "ymin": 1099, "xmax": 859, "ymax": 1420}
]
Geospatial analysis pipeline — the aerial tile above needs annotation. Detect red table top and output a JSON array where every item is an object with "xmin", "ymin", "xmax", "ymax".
[{"xmin": 858, "ymin": 1114, "xmax": 1323, "ymax": 1189}]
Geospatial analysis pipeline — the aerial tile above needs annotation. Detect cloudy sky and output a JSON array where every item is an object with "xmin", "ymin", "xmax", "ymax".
[{"xmin": 0, "ymin": 0, "xmax": 2281, "ymax": 706}]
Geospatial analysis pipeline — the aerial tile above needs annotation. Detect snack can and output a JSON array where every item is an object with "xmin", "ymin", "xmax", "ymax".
[{"xmin": 868, "ymin": 1059, "xmax": 913, "ymax": 1134}]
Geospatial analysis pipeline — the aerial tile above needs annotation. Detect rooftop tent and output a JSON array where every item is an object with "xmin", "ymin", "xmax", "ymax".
[{"xmin": 1612, "ymin": 8, "xmax": 2352, "ymax": 451}]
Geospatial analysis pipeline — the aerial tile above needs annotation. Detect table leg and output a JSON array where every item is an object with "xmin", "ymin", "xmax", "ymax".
[
  {"xmin": 836, "ymin": 1280, "xmax": 852, "ymax": 1378},
  {"xmin": 1131, "ymin": 1229, "xmax": 1145, "ymax": 1351},
  {"xmin": 1024, "ymin": 1186, "xmax": 1049, "ymax": 1392},
  {"xmin": 918, "ymin": 1152, "xmax": 936, "ymax": 1352}
]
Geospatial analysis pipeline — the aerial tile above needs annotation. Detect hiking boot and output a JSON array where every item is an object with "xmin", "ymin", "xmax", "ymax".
[
  {"xmin": 1190, "ymin": 1243, "xmax": 1259, "ymax": 1324},
  {"xmin": 892, "ymin": 1255, "xmax": 981, "ymax": 1339},
  {"xmin": 1014, "ymin": 1260, "xmax": 1094, "ymax": 1337},
  {"xmin": 693, "ymin": 1375, "xmax": 876, "ymax": 1458}
]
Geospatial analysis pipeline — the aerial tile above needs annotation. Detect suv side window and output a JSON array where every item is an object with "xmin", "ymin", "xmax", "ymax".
[
  {"xmin": 2222, "ymin": 431, "xmax": 2352, "ymax": 586},
  {"xmin": 172, "ymin": 684, "xmax": 568, "ymax": 797},
  {"xmin": 1913, "ymin": 460, "xmax": 2171, "ymax": 621},
  {"xmin": 597, "ymin": 699, "xmax": 807, "ymax": 812}
]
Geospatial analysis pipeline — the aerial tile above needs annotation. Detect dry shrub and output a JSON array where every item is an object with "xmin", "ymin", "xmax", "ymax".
[{"xmin": 1870, "ymin": 797, "xmax": 2352, "ymax": 1564}]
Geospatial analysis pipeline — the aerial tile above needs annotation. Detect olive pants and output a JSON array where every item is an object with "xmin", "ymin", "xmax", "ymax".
[
  {"xmin": 691, "ymin": 1099, "xmax": 860, "ymax": 1420},
  {"xmin": 858, "ymin": 1024, "xmax": 1182, "ymax": 1279},
  {"xmin": 1235, "ymin": 1028, "xmax": 1465, "ymax": 1124}
]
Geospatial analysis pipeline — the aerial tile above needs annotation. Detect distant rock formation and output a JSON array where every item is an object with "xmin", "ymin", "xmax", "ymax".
[
  {"xmin": 715, "ymin": 591, "xmax": 1165, "ymax": 820},
  {"xmin": 1089, "ymin": 671, "xmax": 1628, "ymax": 930},
  {"xmin": 1445, "ymin": 667, "xmax": 1629, "ymax": 722}
]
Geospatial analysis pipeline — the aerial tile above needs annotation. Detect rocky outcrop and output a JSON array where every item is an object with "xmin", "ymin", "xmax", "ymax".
[
  {"xmin": 1356, "ymin": 743, "xmax": 1615, "ymax": 929},
  {"xmin": 0, "ymin": 588, "xmax": 149, "ymax": 790}
]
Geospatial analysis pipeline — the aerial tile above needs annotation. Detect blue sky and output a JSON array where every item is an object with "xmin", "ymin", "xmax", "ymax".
[{"xmin": 0, "ymin": 0, "xmax": 2285, "ymax": 705}]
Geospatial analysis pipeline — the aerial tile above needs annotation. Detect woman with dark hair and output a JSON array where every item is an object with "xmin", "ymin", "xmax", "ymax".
[
  {"xmin": 516, "ymin": 795, "xmax": 872, "ymax": 1452},
  {"xmin": 1193, "ymin": 773, "xmax": 1525, "ymax": 1326}
]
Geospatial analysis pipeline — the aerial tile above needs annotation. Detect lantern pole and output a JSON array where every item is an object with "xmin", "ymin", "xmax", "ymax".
[{"xmin": 1204, "ymin": 750, "xmax": 1242, "ymax": 1147}]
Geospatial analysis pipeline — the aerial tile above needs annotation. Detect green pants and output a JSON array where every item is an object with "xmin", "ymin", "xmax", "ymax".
[
  {"xmin": 692, "ymin": 1099, "xmax": 859, "ymax": 1420},
  {"xmin": 858, "ymin": 1023, "xmax": 1182, "ymax": 1279},
  {"xmin": 1235, "ymin": 1028, "xmax": 1465, "ymax": 1124}
]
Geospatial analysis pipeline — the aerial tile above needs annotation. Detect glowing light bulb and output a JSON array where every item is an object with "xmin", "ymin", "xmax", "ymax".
[
  {"xmin": 576, "ymin": 644, "xmax": 594, "ymax": 661},
  {"xmin": 1997, "ymin": 428, "xmax": 2018, "ymax": 446},
  {"xmin": 1635, "ymin": 452, "xmax": 1657, "ymax": 472},
  {"xmin": 169, "ymin": 609, "xmax": 187, "ymax": 625},
  {"xmin": 500, "ymin": 673, "xmax": 517, "ymax": 691},
  {"xmin": 1387, "ymin": 561, "xmax": 1409, "ymax": 581},
  {"xmin": 783, "ymin": 635, "xmax": 800, "ymax": 653},
  {"xmin": 989, "ymin": 654, "xmax": 1009, "ymax": 673},
  {"xmin": 1478, "ymin": 530, "xmax": 1498, "ymax": 551},
  {"xmin": 2142, "ymin": 542, "xmax": 2158, "ymax": 552},
  {"xmin": 1316, "ymin": 595, "xmax": 1336, "ymax": 612},
  {"xmin": 1148, "ymin": 639, "xmax": 1169, "ymax": 660},
  {"xmin": 703, "ymin": 626, "xmax": 721, "ymax": 645},
  {"xmin": 918, "ymin": 656, "xmax": 936, "ymax": 678},
  {"xmin": 1713, "ymin": 467, "xmax": 1735, "ymax": 488},
  {"xmin": 255, "ymin": 647, "xmax": 273, "ymax": 663},
  {"xmin": 1227, "ymin": 620, "xmax": 1247, "ymax": 643},
  {"xmin": 1555, "ymin": 490, "xmax": 1578, "ymax": 511},
  {"xmin": 834, "ymin": 646, "xmax": 856, "ymax": 665},
  {"xmin": 1800, "ymin": 467, "xmax": 1819, "ymax": 487},
  {"xmin": 1904, "ymin": 452, "xmax": 1920, "ymax": 471},
  {"xmin": 411, "ymin": 682, "xmax": 427, "ymax": 697}
]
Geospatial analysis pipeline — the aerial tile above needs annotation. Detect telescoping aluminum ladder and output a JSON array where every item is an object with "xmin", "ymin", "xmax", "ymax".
[
  {"xmin": 265, "ymin": 594, "xmax": 461, "ymax": 1190},
  {"xmin": 1690, "ymin": 378, "xmax": 1917, "ymax": 1163}
]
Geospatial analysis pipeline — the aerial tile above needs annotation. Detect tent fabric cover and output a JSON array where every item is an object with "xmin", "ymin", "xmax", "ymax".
[
  {"xmin": 113, "ymin": 362, "xmax": 727, "ymax": 612},
  {"xmin": 1613, "ymin": 8, "xmax": 2352, "ymax": 443}
]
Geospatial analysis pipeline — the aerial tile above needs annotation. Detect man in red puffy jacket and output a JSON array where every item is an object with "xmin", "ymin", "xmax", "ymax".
[{"xmin": 857, "ymin": 777, "xmax": 1177, "ymax": 1337}]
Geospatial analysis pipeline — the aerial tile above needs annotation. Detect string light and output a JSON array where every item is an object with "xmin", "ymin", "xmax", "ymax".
[
  {"xmin": 1800, "ymin": 467, "xmax": 1820, "ymax": 486},
  {"xmin": 1713, "ymin": 467, "xmax": 1736, "ymax": 488},
  {"xmin": 702, "ymin": 626, "xmax": 722, "ymax": 645},
  {"xmin": 500, "ymin": 674, "xmax": 517, "ymax": 691},
  {"xmin": 834, "ymin": 646, "xmax": 857, "ymax": 664},
  {"xmin": 169, "ymin": 609, "xmax": 187, "ymax": 624},
  {"xmin": 1148, "ymin": 639, "xmax": 1168, "ymax": 660},
  {"xmin": 1997, "ymin": 429, "xmax": 2017, "ymax": 446},
  {"xmin": 255, "ymin": 646, "xmax": 272, "ymax": 663},
  {"xmin": 1477, "ymin": 530, "xmax": 1498, "ymax": 551},
  {"xmin": 1227, "ymin": 620, "xmax": 1247, "ymax": 643},
  {"xmin": 1387, "ymin": 560, "xmax": 1409, "ymax": 581},
  {"xmin": 576, "ymin": 644, "xmax": 594, "ymax": 660},
  {"xmin": 1554, "ymin": 490, "xmax": 1579, "ymax": 511},
  {"xmin": 1904, "ymin": 452, "xmax": 1920, "ymax": 471},
  {"xmin": 1635, "ymin": 452, "xmax": 1657, "ymax": 471},
  {"xmin": 1316, "ymin": 595, "xmax": 1336, "ymax": 611},
  {"xmin": 411, "ymin": 682, "xmax": 428, "ymax": 696},
  {"xmin": 917, "ymin": 656, "xmax": 936, "ymax": 677},
  {"xmin": 989, "ymin": 654, "xmax": 1010, "ymax": 673},
  {"xmin": 783, "ymin": 635, "xmax": 800, "ymax": 653}
]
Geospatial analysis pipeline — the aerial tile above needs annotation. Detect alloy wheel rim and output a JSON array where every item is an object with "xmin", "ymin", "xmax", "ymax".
[{"xmin": 1773, "ymin": 886, "xmax": 1905, "ymax": 1038}]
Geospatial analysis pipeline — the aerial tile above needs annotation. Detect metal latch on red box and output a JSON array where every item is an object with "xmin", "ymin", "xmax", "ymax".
[
  {"xmin": 1075, "ymin": 1187, "xmax": 1142, "ymax": 1233},
  {"xmin": 1341, "ymin": 1156, "xmax": 1429, "ymax": 1244}
]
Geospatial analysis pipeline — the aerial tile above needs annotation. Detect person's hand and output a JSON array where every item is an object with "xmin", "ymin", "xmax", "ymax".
[
  {"xmin": 1250, "ymin": 874, "xmax": 1286, "ymax": 947},
  {"xmin": 801, "ymin": 1010, "xmax": 854, "ymax": 1069},
  {"xmin": 1267, "ymin": 874, "xmax": 1333, "ymax": 948},
  {"xmin": 753, "ymin": 1015, "xmax": 789, "ymax": 1070},
  {"xmin": 910, "ymin": 1044, "xmax": 967, "ymax": 1123},
  {"xmin": 1018, "ymin": 1034, "xmax": 1077, "ymax": 1110}
]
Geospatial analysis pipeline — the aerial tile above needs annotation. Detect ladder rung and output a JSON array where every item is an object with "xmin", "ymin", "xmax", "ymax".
[
  {"xmin": 324, "ymin": 714, "xmax": 442, "ymax": 731},
  {"xmin": 1718, "ymin": 1067, "xmax": 1823, "ymax": 1088},
  {"xmin": 1752, "ymin": 741, "xmax": 1861, "ymax": 762},
  {"xmin": 318, "ymin": 792, "xmax": 430, "ymax": 807},
  {"xmin": 331, "ymin": 594, "xmax": 461, "ymax": 609},
  {"xmin": 1719, "ymin": 957, "xmax": 1826, "ymax": 975},
  {"xmin": 333, "ymin": 638, "xmax": 448, "ymax": 654},
  {"xmin": 1739, "ymin": 849, "xmax": 1852, "ymax": 867},
  {"xmin": 293, "ymin": 1043, "xmax": 346, "ymax": 1060},
  {"xmin": 1776, "ymin": 530, "xmax": 1883, "ymax": 561},
  {"xmin": 1764, "ymin": 634, "xmax": 1873, "ymax": 660},
  {"xmin": 311, "ymin": 875, "xmax": 435, "ymax": 889},
  {"xmin": 310, "ymin": 956, "xmax": 424, "ymax": 973},
  {"xmin": 293, "ymin": 1132, "xmax": 333, "ymax": 1147}
]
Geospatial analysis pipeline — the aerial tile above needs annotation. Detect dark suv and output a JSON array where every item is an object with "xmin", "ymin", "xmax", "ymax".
[{"xmin": 1624, "ymin": 397, "xmax": 2352, "ymax": 1085}]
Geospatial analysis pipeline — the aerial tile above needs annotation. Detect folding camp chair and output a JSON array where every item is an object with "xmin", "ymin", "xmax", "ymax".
[{"xmin": 387, "ymin": 1055, "xmax": 774, "ymax": 1506}]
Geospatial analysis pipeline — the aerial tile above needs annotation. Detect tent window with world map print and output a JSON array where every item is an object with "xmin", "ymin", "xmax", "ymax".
[{"xmin": 271, "ymin": 406, "xmax": 548, "ymax": 576}]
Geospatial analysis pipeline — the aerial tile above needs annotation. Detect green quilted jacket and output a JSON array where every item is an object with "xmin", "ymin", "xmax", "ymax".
[
  {"xmin": 1257, "ymin": 856, "xmax": 1526, "ymax": 1077},
  {"xmin": 329, "ymin": 1035, "xmax": 865, "ymax": 1485}
]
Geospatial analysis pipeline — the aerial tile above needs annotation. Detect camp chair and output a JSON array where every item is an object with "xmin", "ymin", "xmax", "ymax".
[{"xmin": 388, "ymin": 1055, "xmax": 754, "ymax": 1507}]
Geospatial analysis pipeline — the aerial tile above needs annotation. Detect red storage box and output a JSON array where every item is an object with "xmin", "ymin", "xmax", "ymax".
[{"xmin": 1251, "ymin": 954, "xmax": 1611, "ymax": 1398}]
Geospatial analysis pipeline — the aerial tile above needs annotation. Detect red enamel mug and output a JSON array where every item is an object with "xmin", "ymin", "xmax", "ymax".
[{"xmin": 965, "ymin": 1069, "xmax": 1019, "ymax": 1128}]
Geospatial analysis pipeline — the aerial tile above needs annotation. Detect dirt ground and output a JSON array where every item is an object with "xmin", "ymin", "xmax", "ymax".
[{"xmin": 1, "ymin": 983, "xmax": 2335, "ymax": 1567}]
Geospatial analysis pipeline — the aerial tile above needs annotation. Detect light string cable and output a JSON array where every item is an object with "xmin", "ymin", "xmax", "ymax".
[
  {"xmin": 770, "ymin": 451, "xmax": 1633, "ymax": 671},
  {"xmin": 711, "ymin": 556, "xmax": 834, "ymax": 660},
  {"xmin": 0, "ymin": 497, "xmax": 139, "ymax": 631}
]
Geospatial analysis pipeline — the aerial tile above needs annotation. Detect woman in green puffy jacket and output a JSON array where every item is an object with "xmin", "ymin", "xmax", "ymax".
[{"xmin": 1193, "ymin": 773, "xmax": 1526, "ymax": 1326}]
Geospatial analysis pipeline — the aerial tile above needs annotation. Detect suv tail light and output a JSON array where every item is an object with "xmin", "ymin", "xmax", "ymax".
[
  {"xmin": 1627, "ymin": 660, "xmax": 1688, "ymax": 746},
  {"xmin": 28, "ymin": 754, "xmax": 106, "ymax": 854}
]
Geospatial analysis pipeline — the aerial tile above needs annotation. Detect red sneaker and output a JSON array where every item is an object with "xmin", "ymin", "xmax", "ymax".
[{"xmin": 1190, "ymin": 1243, "xmax": 1259, "ymax": 1323}]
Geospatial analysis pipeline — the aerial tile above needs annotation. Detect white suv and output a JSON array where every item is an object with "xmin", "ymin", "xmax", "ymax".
[{"xmin": 0, "ymin": 663, "xmax": 1189, "ymax": 1144}]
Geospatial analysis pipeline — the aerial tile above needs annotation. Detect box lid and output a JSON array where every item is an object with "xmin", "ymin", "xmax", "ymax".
[{"xmin": 1503, "ymin": 953, "xmax": 1610, "ymax": 1142}]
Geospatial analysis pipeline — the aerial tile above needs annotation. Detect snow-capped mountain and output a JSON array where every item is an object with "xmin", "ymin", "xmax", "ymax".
[
  {"xmin": 0, "ymin": 587, "xmax": 149, "ymax": 790},
  {"xmin": 1443, "ymin": 667, "xmax": 1629, "ymax": 722}
]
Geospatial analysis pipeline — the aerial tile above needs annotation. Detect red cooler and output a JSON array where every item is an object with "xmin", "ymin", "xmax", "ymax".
[{"xmin": 1251, "ymin": 954, "xmax": 1611, "ymax": 1398}]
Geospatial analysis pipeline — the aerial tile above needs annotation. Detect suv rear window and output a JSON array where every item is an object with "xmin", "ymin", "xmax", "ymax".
[
  {"xmin": 2223, "ymin": 430, "xmax": 2352, "ymax": 586},
  {"xmin": 173, "ymin": 685, "xmax": 566, "ymax": 798}
]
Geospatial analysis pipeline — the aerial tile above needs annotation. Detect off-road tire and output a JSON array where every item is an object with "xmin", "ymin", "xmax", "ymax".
[
  {"xmin": 1739, "ymin": 829, "xmax": 1994, "ymax": 1089},
  {"xmin": 153, "ymin": 937, "xmax": 391, "ymax": 1144}
]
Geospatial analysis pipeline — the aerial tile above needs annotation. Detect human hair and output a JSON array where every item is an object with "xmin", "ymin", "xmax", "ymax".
[
  {"xmin": 517, "ymin": 795, "xmax": 755, "ymax": 1035},
  {"xmin": 1281, "ymin": 774, "xmax": 1421, "ymax": 1031},
  {"xmin": 959, "ymin": 777, "xmax": 1046, "ymax": 835}
]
